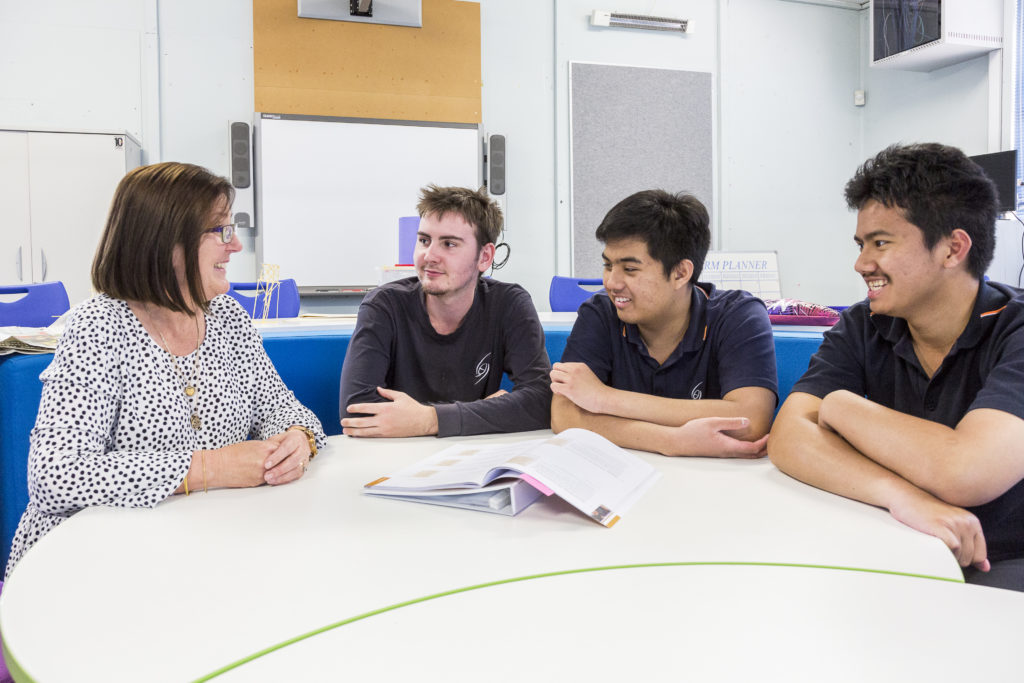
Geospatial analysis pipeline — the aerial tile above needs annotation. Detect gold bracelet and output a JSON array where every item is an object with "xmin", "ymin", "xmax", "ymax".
[
  {"xmin": 183, "ymin": 466, "xmax": 190, "ymax": 496},
  {"xmin": 202, "ymin": 450, "xmax": 208, "ymax": 493},
  {"xmin": 288, "ymin": 425, "xmax": 318, "ymax": 459}
]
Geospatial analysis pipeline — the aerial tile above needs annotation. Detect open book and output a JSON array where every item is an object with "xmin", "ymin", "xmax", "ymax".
[{"xmin": 364, "ymin": 428, "xmax": 660, "ymax": 527}]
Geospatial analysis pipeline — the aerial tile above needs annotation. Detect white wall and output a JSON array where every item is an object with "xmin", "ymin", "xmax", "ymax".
[
  {"xmin": 862, "ymin": 45, "xmax": 992, "ymax": 155},
  {"xmin": 501, "ymin": 0, "xmax": 866, "ymax": 306},
  {"xmin": 1, "ymin": 0, "xmax": 1017, "ymax": 308},
  {"xmin": 156, "ymin": 0, "xmax": 256, "ymax": 281},
  {"xmin": 479, "ymin": 1, "xmax": 557, "ymax": 309},
  {"xmin": 0, "ymin": 1, "xmax": 153, "ymax": 146},
  {"xmin": 552, "ymin": 0, "xmax": 719, "ymax": 287},
  {"xmin": 0, "ymin": 0, "xmax": 257, "ymax": 283},
  {"xmin": 858, "ymin": 9, "xmax": 1021, "ymax": 290},
  {"xmin": 720, "ymin": 0, "xmax": 863, "ymax": 306}
]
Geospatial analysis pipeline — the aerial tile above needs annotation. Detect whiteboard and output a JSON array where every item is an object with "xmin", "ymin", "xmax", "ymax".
[{"xmin": 255, "ymin": 114, "xmax": 481, "ymax": 289}]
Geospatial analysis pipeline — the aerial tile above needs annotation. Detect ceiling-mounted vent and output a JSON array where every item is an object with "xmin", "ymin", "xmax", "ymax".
[{"xmin": 591, "ymin": 11, "xmax": 692, "ymax": 34}]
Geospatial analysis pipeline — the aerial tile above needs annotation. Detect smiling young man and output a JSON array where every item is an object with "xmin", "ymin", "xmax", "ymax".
[
  {"xmin": 339, "ymin": 185, "xmax": 551, "ymax": 437},
  {"xmin": 550, "ymin": 190, "xmax": 777, "ymax": 457},
  {"xmin": 768, "ymin": 143, "xmax": 1024, "ymax": 591}
]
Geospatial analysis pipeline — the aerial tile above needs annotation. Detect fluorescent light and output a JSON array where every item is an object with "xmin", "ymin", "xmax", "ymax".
[{"xmin": 591, "ymin": 10, "xmax": 692, "ymax": 33}]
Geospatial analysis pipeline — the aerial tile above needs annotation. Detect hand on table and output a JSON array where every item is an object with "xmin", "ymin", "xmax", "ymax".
[
  {"xmin": 263, "ymin": 429, "xmax": 313, "ymax": 485},
  {"xmin": 662, "ymin": 417, "xmax": 768, "ymax": 458},
  {"xmin": 550, "ymin": 362, "xmax": 608, "ymax": 414},
  {"xmin": 208, "ymin": 440, "xmax": 282, "ymax": 488},
  {"xmin": 343, "ymin": 387, "xmax": 439, "ymax": 437},
  {"xmin": 889, "ymin": 489, "xmax": 990, "ymax": 571}
]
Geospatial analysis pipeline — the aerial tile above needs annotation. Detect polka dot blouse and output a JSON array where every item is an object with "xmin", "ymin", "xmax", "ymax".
[{"xmin": 4, "ymin": 294, "xmax": 325, "ymax": 578}]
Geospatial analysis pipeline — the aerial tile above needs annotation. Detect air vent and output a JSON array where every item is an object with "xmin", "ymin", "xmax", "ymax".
[{"xmin": 591, "ymin": 11, "xmax": 692, "ymax": 34}]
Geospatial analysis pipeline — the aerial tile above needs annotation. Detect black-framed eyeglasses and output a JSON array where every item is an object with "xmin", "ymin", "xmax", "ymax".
[{"xmin": 206, "ymin": 223, "xmax": 237, "ymax": 244}]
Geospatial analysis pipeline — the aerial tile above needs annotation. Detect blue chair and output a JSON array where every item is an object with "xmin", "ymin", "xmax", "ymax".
[
  {"xmin": 0, "ymin": 282, "xmax": 71, "ymax": 327},
  {"xmin": 226, "ymin": 279, "xmax": 301, "ymax": 318},
  {"xmin": 264, "ymin": 335, "xmax": 348, "ymax": 435},
  {"xmin": 549, "ymin": 276, "xmax": 604, "ymax": 312}
]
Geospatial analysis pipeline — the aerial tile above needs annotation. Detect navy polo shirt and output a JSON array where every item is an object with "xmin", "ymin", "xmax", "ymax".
[
  {"xmin": 794, "ymin": 280, "xmax": 1024, "ymax": 561},
  {"xmin": 561, "ymin": 283, "xmax": 778, "ymax": 402}
]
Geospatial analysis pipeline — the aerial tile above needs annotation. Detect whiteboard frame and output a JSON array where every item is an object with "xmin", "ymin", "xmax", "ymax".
[{"xmin": 254, "ymin": 113, "xmax": 481, "ymax": 291}]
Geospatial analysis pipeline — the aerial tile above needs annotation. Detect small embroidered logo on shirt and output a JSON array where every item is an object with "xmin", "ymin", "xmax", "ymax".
[
  {"xmin": 690, "ymin": 382, "xmax": 704, "ymax": 400},
  {"xmin": 474, "ymin": 353, "xmax": 492, "ymax": 385}
]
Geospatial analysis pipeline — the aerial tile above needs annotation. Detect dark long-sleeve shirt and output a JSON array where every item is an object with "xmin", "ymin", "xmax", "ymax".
[{"xmin": 340, "ymin": 277, "xmax": 552, "ymax": 436}]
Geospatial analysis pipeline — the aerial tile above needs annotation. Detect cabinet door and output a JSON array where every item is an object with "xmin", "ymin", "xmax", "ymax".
[
  {"xmin": 0, "ymin": 131, "xmax": 32, "ymax": 285},
  {"xmin": 28, "ymin": 132, "xmax": 129, "ymax": 306}
]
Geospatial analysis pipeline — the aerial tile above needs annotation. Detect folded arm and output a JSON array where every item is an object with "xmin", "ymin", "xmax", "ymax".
[
  {"xmin": 817, "ymin": 389, "xmax": 1024, "ymax": 508},
  {"xmin": 551, "ymin": 393, "xmax": 767, "ymax": 458},
  {"xmin": 551, "ymin": 361, "xmax": 774, "ymax": 438},
  {"xmin": 768, "ymin": 392, "xmax": 989, "ymax": 570}
]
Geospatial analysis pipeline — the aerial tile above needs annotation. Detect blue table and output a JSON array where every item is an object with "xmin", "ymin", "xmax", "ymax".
[{"xmin": 0, "ymin": 322, "xmax": 826, "ymax": 571}]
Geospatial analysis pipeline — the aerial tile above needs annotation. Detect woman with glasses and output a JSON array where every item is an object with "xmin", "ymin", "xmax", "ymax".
[{"xmin": 4, "ymin": 162, "xmax": 325, "ymax": 579}]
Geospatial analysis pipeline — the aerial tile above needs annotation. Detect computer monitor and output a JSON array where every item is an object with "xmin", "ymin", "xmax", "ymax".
[{"xmin": 970, "ymin": 150, "xmax": 1017, "ymax": 214}]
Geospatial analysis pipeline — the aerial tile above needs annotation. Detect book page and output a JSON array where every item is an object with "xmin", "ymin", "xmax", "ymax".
[
  {"xmin": 512, "ymin": 429, "xmax": 660, "ymax": 526},
  {"xmin": 365, "ymin": 439, "xmax": 547, "ymax": 491},
  {"xmin": 364, "ymin": 429, "xmax": 659, "ymax": 526}
]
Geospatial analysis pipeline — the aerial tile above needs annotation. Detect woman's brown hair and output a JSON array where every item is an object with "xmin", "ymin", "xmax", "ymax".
[{"xmin": 92, "ymin": 162, "xmax": 234, "ymax": 314}]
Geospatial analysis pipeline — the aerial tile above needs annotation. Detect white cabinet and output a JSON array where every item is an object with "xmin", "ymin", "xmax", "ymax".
[{"xmin": 0, "ymin": 130, "xmax": 142, "ymax": 306}]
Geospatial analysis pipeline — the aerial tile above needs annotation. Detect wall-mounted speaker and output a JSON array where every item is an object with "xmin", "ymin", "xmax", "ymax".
[
  {"xmin": 488, "ymin": 134, "xmax": 505, "ymax": 195},
  {"xmin": 230, "ymin": 122, "xmax": 251, "ymax": 189}
]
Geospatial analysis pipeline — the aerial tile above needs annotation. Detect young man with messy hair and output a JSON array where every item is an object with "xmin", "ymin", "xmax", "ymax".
[
  {"xmin": 551, "ymin": 189, "xmax": 777, "ymax": 457},
  {"xmin": 770, "ymin": 143, "xmax": 1024, "ymax": 591},
  {"xmin": 340, "ymin": 185, "xmax": 551, "ymax": 437}
]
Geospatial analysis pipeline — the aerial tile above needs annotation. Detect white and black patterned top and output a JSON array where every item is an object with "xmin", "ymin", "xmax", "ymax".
[{"xmin": 4, "ymin": 294, "xmax": 325, "ymax": 578}]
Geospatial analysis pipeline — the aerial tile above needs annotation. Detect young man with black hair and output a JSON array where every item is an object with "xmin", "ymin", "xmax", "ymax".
[
  {"xmin": 769, "ymin": 143, "xmax": 1024, "ymax": 591},
  {"xmin": 340, "ymin": 185, "xmax": 551, "ymax": 437},
  {"xmin": 550, "ymin": 190, "xmax": 777, "ymax": 457}
]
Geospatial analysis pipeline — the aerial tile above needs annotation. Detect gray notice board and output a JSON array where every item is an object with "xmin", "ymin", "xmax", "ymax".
[
  {"xmin": 255, "ymin": 114, "xmax": 481, "ymax": 290},
  {"xmin": 570, "ymin": 63, "xmax": 712, "ymax": 277}
]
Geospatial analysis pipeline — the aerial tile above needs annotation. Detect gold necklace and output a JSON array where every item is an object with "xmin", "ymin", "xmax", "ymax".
[{"xmin": 151, "ymin": 307, "xmax": 203, "ymax": 431}]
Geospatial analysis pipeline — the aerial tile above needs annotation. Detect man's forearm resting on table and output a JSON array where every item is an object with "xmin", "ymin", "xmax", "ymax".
[
  {"xmin": 768, "ymin": 392, "xmax": 990, "ymax": 570},
  {"xmin": 343, "ymin": 387, "xmax": 440, "ymax": 437},
  {"xmin": 553, "ymin": 394, "xmax": 661, "ymax": 449},
  {"xmin": 551, "ymin": 394, "xmax": 766, "ymax": 457},
  {"xmin": 817, "ymin": 389, "xmax": 1024, "ymax": 508},
  {"xmin": 554, "ymin": 384, "xmax": 773, "ymax": 440},
  {"xmin": 434, "ymin": 385, "xmax": 552, "ymax": 437},
  {"xmin": 550, "ymin": 361, "xmax": 772, "ymax": 438},
  {"xmin": 768, "ymin": 392, "xmax": 916, "ymax": 509}
]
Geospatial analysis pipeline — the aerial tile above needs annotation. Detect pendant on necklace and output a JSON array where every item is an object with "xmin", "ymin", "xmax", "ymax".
[
  {"xmin": 190, "ymin": 413, "xmax": 202, "ymax": 431},
  {"xmin": 185, "ymin": 385, "xmax": 196, "ymax": 397}
]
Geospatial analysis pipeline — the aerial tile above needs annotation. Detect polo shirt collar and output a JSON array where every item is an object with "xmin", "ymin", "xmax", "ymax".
[
  {"xmin": 954, "ymin": 280, "xmax": 1009, "ymax": 350},
  {"xmin": 620, "ymin": 282, "xmax": 713, "ymax": 362},
  {"xmin": 680, "ymin": 283, "xmax": 713, "ymax": 353},
  {"xmin": 870, "ymin": 280, "xmax": 1005, "ymax": 352}
]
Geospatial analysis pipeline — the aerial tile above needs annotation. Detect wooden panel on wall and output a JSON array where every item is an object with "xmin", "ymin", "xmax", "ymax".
[{"xmin": 253, "ymin": 0, "xmax": 480, "ymax": 123}]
